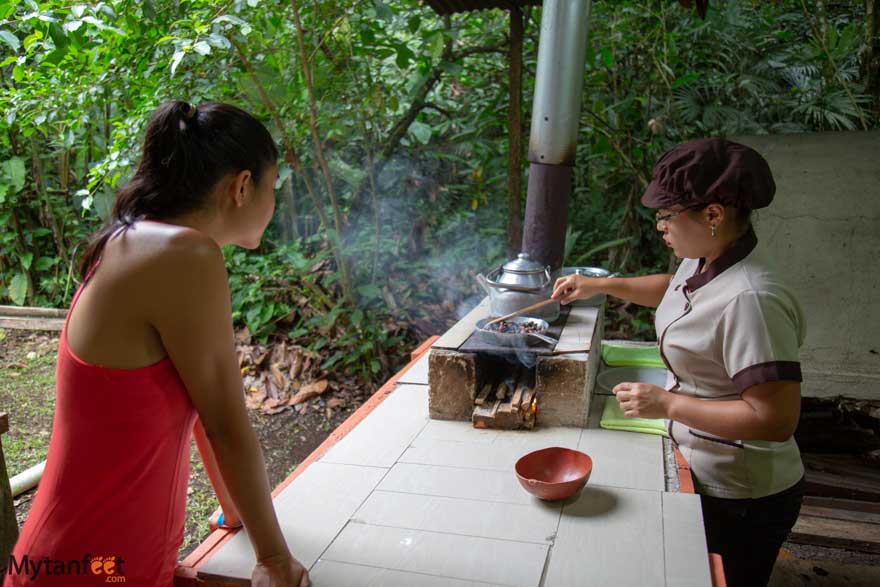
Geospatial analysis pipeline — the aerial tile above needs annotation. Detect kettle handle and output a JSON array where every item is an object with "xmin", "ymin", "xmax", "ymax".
[{"xmin": 475, "ymin": 273, "xmax": 492, "ymax": 295}]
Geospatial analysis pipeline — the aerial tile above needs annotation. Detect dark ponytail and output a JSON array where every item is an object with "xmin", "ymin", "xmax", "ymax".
[{"xmin": 77, "ymin": 100, "xmax": 278, "ymax": 281}]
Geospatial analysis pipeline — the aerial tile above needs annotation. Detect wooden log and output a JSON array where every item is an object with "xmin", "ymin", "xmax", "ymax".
[
  {"xmin": 495, "ymin": 382, "xmax": 509, "ymax": 401},
  {"xmin": 804, "ymin": 469, "xmax": 880, "ymax": 502},
  {"xmin": 475, "ymin": 383, "xmax": 493, "ymax": 406},
  {"xmin": 0, "ymin": 305, "xmax": 67, "ymax": 318},
  {"xmin": 802, "ymin": 454, "xmax": 880, "ymax": 502},
  {"xmin": 0, "ymin": 316, "xmax": 65, "ymax": 331},
  {"xmin": 804, "ymin": 495, "xmax": 880, "ymax": 515},
  {"xmin": 789, "ymin": 514, "xmax": 880, "ymax": 554},
  {"xmin": 511, "ymin": 384, "xmax": 524, "ymax": 409},
  {"xmin": 1, "ymin": 413, "xmax": 19, "ymax": 566},
  {"xmin": 472, "ymin": 400, "xmax": 501, "ymax": 429},
  {"xmin": 800, "ymin": 504, "xmax": 880, "ymax": 526},
  {"xmin": 520, "ymin": 388, "xmax": 536, "ymax": 412}
]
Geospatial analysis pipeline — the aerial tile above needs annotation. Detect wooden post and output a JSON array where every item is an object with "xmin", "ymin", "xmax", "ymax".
[
  {"xmin": 507, "ymin": 6, "xmax": 524, "ymax": 257},
  {"xmin": 1, "ymin": 413, "xmax": 19, "ymax": 564},
  {"xmin": 866, "ymin": 0, "xmax": 880, "ymax": 119}
]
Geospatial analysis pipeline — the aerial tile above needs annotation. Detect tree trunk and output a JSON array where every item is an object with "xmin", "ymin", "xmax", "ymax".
[
  {"xmin": 866, "ymin": 0, "xmax": 880, "ymax": 119},
  {"xmin": 507, "ymin": 7, "xmax": 525, "ymax": 258},
  {"xmin": 283, "ymin": 175, "xmax": 298, "ymax": 241}
]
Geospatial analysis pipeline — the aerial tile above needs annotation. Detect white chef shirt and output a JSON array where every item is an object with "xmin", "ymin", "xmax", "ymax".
[{"xmin": 656, "ymin": 227, "xmax": 806, "ymax": 498}]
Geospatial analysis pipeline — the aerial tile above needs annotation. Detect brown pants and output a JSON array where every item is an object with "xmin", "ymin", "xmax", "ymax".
[{"xmin": 700, "ymin": 477, "xmax": 805, "ymax": 587}]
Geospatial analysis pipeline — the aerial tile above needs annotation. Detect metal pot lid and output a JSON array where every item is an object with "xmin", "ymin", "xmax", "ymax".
[{"xmin": 502, "ymin": 253, "xmax": 545, "ymax": 274}]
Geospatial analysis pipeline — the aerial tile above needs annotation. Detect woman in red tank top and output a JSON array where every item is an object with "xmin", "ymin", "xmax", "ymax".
[{"xmin": 5, "ymin": 102, "xmax": 309, "ymax": 587}]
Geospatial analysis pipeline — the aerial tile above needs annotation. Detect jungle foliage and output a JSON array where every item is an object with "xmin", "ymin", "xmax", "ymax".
[{"xmin": 0, "ymin": 0, "xmax": 875, "ymax": 384}]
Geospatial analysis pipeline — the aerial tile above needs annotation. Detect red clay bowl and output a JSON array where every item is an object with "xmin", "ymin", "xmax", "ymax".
[{"xmin": 515, "ymin": 447, "xmax": 593, "ymax": 501}]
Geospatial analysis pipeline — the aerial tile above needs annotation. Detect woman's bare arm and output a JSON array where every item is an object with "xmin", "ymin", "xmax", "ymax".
[
  {"xmin": 552, "ymin": 274, "xmax": 673, "ymax": 308},
  {"xmin": 666, "ymin": 381, "xmax": 801, "ymax": 442},
  {"xmin": 193, "ymin": 418, "xmax": 241, "ymax": 528},
  {"xmin": 614, "ymin": 380, "xmax": 802, "ymax": 442},
  {"xmin": 149, "ymin": 234, "xmax": 288, "ymax": 561}
]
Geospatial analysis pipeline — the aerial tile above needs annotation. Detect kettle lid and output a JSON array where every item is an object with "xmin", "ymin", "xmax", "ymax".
[{"xmin": 502, "ymin": 252, "xmax": 545, "ymax": 274}]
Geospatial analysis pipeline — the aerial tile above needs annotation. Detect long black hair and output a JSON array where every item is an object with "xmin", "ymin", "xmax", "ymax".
[{"xmin": 78, "ymin": 100, "xmax": 278, "ymax": 281}]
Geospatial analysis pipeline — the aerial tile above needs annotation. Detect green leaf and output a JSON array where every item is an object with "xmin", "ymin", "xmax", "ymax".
[
  {"xmin": 409, "ymin": 120, "xmax": 431, "ymax": 144},
  {"xmin": 407, "ymin": 15, "xmax": 420, "ymax": 33},
  {"xmin": 20, "ymin": 252, "xmax": 33, "ymax": 270},
  {"xmin": 395, "ymin": 46, "xmax": 411, "ymax": 69},
  {"xmin": 35, "ymin": 256, "xmax": 54, "ymax": 271},
  {"xmin": 601, "ymin": 47, "xmax": 613, "ymax": 67},
  {"xmin": 207, "ymin": 32, "xmax": 230, "ymax": 49},
  {"xmin": 9, "ymin": 273, "xmax": 28, "ymax": 305},
  {"xmin": 41, "ymin": 48, "xmax": 67, "ymax": 66},
  {"xmin": 0, "ymin": 30, "xmax": 19, "ymax": 52},
  {"xmin": 373, "ymin": 1, "xmax": 393, "ymax": 21},
  {"xmin": 170, "ymin": 49, "xmax": 185, "ymax": 75},
  {"xmin": 48, "ymin": 22, "xmax": 67, "ymax": 48},
  {"xmin": 672, "ymin": 72, "xmax": 699, "ymax": 88},
  {"xmin": 351, "ymin": 309, "xmax": 363, "ymax": 326},
  {"xmin": 1, "ymin": 157, "xmax": 26, "ymax": 193},
  {"xmin": 429, "ymin": 31, "xmax": 444, "ymax": 60},
  {"xmin": 193, "ymin": 41, "xmax": 211, "ymax": 56}
]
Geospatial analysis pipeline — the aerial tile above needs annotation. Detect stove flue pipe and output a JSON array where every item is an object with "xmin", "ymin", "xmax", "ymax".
[{"xmin": 522, "ymin": 0, "xmax": 592, "ymax": 272}]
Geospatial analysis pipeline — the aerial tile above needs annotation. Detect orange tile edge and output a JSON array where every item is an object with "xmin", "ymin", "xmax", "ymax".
[
  {"xmin": 676, "ymin": 449, "xmax": 725, "ymax": 587},
  {"xmin": 708, "ymin": 552, "xmax": 726, "ymax": 587},
  {"xmin": 174, "ymin": 335, "xmax": 439, "ymax": 585},
  {"xmin": 674, "ymin": 447, "xmax": 695, "ymax": 494}
]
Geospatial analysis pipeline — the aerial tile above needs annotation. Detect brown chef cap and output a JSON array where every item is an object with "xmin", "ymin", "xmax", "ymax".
[{"xmin": 641, "ymin": 138, "xmax": 776, "ymax": 210}]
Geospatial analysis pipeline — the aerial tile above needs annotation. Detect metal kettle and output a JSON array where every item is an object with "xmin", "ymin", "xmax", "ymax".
[{"xmin": 476, "ymin": 253, "xmax": 560, "ymax": 322}]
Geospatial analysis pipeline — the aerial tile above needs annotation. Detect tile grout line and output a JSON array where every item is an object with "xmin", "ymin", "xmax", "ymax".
[
  {"xmin": 340, "ymin": 519, "xmax": 557, "ymax": 547},
  {"xmin": 314, "ymin": 558, "xmax": 519, "ymax": 587},
  {"xmin": 537, "ymin": 492, "xmax": 566, "ymax": 587},
  {"xmin": 393, "ymin": 459, "xmax": 666, "ymax": 491},
  {"xmin": 661, "ymin": 492, "xmax": 669, "ymax": 587},
  {"xmin": 307, "ymin": 414, "xmax": 432, "ymax": 572},
  {"xmin": 371, "ymin": 487, "xmax": 550, "ymax": 507}
]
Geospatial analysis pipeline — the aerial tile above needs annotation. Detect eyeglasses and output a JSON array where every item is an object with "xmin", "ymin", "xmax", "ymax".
[{"xmin": 655, "ymin": 204, "xmax": 705, "ymax": 225}]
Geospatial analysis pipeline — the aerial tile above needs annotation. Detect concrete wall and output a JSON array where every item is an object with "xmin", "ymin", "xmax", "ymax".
[{"xmin": 735, "ymin": 131, "xmax": 880, "ymax": 399}]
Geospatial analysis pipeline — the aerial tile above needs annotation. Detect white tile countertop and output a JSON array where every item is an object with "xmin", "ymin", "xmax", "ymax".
[{"xmin": 190, "ymin": 362, "xmax": 714, "ymax": 586}]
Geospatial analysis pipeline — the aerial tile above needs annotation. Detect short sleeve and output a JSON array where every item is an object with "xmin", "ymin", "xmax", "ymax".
[{"xmin": 720, "ymin": 290, "xmax": 805, "ymax": 392}]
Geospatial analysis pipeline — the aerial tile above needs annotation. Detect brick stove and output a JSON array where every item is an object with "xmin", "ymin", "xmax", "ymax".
[{"xmin": 428, "ymin": 298, "xmax": 604, "ymax": 429}]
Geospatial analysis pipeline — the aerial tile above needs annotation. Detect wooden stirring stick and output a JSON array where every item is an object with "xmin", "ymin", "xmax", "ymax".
[{"xmin": 484, "ymin": 298, "xmax": 558, "ymax": 327}]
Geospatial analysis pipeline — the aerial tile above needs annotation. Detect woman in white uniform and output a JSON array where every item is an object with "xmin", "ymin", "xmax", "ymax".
[{"xmin": 552, "ymin": 138, "xmax": 805, "ymax": 587}]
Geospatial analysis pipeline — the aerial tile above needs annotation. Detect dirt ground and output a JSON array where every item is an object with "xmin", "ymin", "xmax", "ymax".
[{"xmin": 0, "ymin": 328, "xmax": 362, "ymax": 559}]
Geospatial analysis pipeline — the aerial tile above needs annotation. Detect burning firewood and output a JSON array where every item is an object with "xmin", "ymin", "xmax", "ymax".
[{"xmin": 475, "ymin": 383, "xmax": 493, "ymax": 406}]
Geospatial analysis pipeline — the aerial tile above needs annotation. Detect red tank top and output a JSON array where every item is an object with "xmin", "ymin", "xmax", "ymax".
[{"xmin": 5, "ymin": 259, "xmax": 197, "ymax": 586}]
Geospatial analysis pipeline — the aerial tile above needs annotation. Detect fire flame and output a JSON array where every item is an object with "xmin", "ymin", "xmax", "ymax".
[{"xmin": 531, "ymin": 399, "xmax": 537, "ymax": 414}]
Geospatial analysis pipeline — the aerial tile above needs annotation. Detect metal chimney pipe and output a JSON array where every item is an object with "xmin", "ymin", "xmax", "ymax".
[{"xmin": 522, "ymin": 0, "xmax": 592, "ymax": 272}]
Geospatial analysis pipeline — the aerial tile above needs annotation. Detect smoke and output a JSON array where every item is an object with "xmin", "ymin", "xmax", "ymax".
[{"xmin": 288, "ymin": 154, "xmax": 509, "ymax": 321}]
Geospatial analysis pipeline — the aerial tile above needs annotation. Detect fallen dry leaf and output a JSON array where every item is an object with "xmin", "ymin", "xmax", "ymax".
[
  {"xmin": 234, "ymin": 326, "xmax": 251, "ymax": 344},
  {"xmin": 270, "ymin": 363, "xmax": 287, "ymax": 390},
  {"xmin": 287, "ymin": 379, "xmax": 329, "ymax": 406}
]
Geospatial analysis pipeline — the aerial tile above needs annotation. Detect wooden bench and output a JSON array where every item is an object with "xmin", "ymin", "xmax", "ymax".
[{"xmin": 1, "ymin": 412, "xmax": 19, "ymax": 562}]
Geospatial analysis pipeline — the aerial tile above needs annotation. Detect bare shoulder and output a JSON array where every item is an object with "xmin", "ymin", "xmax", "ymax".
[
  {"xmin": 116, "ymin": 222, "xmax": 230, "ymax": 319},
  {"xmin": 129, "ymin": 222, "xmax": 224, "ymax": 273}
]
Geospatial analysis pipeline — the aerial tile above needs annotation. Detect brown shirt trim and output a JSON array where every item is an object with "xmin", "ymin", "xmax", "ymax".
[
  {"xmin": 685, "ymin": 227, "xmax": 759, "ymax": 292},
  {"xmin": 731, "ymin": 360, "xmax": 803, "ymax": 393}
]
